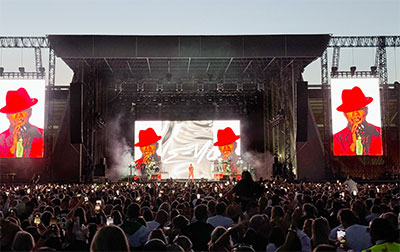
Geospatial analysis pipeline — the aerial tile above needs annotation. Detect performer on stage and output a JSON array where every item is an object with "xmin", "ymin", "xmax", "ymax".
[
  {"xmin": 214, "ymin": 127, "xmax": 240, "ymax": 178},
  {"xmin": 333, "ymin": 86, "xmax": 382, "ymax": 156},
  {"xmin": 0, "ymin": 88, "xmax": 44, "ymax": 158},
  {"xmin": 134, "ymin": 128, "xmax": 162, "ymax": 179},
  {"xmin": 188, "ymin": 163, "xmax": 194, "ymax": 182}
]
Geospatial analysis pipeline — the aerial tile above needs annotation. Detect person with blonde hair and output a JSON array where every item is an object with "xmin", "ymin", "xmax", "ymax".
[
  {"xmin": 90, "ymin": 225, "xmax": 129, "ymax": 252},
  {"xmin": 208, "ymin": 226, "xmax": 231, "ymax": 251}
]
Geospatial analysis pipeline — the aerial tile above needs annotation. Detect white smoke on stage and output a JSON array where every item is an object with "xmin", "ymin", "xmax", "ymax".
[
  {"xmin": 241, "ymin": 150, "xmax": 274, "ymax": 179},
  {"xmin": 106, "ymin": 114, "xmax": 134, "ymax": 181}
]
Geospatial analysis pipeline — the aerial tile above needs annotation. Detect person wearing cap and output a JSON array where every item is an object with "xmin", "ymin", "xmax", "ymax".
[
  {"xmin": 333, "ymin": 86, "xmax": 382, "ymax": 156},
  {"xmin": 214, "ymin": 127, "xmax": 240, "ymax": 177},
  {"xmin": 134, "ymin": 128, "xmax": 162, "ymax": 179},
  {"xmin": 0, "ymin": 88, "xmax": 44, "ymax": 158}
]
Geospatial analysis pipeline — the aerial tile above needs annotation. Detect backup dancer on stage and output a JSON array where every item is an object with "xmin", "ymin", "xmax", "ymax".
[{"xmin": 134, "ymin": 128, "xmax": 162, "ymax": 180}]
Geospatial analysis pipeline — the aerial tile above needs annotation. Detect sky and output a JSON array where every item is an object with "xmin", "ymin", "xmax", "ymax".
[{"xmin": 0, "ymin": 0, "xmax": 399, "ymax": 84}]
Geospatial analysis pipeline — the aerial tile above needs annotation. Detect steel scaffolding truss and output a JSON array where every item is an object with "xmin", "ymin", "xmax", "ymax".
[
  {"xmin": 321, "ymin": 35, "xmax": 399, "ymax": 179},
  {"xmin": 0, "ymin": 37, "xmax": 49, "ymax": 48},
  {"xmin": 34, "ymin": 48, "xmax": 43, "ymax": 72},
  {"xmin": 0, "ymin": 36, "xmax": 54, "ymax": 84},
  {"xmin": 328, "ymin": 36, "xmax": 400, "ymax": 47},
  {"xmin": 0, "ymin": 36, "xmax": 55, "ymax": 181}
]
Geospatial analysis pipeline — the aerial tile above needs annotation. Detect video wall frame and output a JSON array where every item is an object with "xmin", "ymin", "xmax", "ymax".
[
  {"xmin": 330, "ymin": 78, "xmax": 383, "ymax": 156},
  {"xmin": 0, "ymin": 79, "xmax": 46, "ymax": 158}
]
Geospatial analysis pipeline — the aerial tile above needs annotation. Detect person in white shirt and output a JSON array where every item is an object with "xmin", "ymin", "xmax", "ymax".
[
  {"xmin": 343, "ymin": 176, "xmax": 358, "ymax": 195},
  {"xmin": 206, "ymin": 202, "xmax": 233, "ymax": 228}
]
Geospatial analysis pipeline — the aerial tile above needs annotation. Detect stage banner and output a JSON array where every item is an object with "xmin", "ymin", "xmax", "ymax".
[
  {"xmin": 331, "ymin": 78, "xmax": 382, "ymax": 156},
  {"xmin": 0, "ymin": 80, "xmax": 45, "ymax": 158},
  {"xmin": 134, "ymin": 120, "xmax": 240, "ymax": 179}
]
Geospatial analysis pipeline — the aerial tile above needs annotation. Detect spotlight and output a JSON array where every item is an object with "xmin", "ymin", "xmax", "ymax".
[
  {"xmin": 350, "ymin": 66, "xmax": 356, "ymax": 76},
  {"xmin": 39, "ymin": 67, "xmax": 45, "ymax": 75},
  {"xmin": 216, "ymin": 82, "xmax": 224, "ymax": 92},
  {"xmin": 331, "ymin": 66, "xmax": 338, "ymax": 75},
  {"xmin": 197, "ymin": 82, "xmax": 204, "ymax": 92},
  {"xmin": 137, "ymin": 82, "xmax": 144, "ymax": 92},
  {"xmin": 236, "ymin": 82, "xmax": 243, "ymax": 92},
  {"xmin": 19, "ymin": 67, "xmax": 25, "ymax": 76},
  {"xmin": 176, "ymin": 82, "xmax": 183, "ymax": 92},
  {"xmin": 156, "ymin": 83, "xmax": 163, "ymax": 92},
  {"xmin": 0, "ymin": 67, "xmax": 4, "ymax": 76},
  {"xmin": 370, "ymin": 66, "xmax": 377, "ymax": 76}
]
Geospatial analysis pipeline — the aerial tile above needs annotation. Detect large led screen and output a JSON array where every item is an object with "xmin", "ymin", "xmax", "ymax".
[
  {"xmin": 134, "ymin": 120, "xmax": 240, "ymax": 179},
  {"xmin": 0, "ymin": 80, "xmax": 45, "ymax": 158},
  {"xmin": 331, "ymin": 78, "xmax": 382, "ymax": 156}
]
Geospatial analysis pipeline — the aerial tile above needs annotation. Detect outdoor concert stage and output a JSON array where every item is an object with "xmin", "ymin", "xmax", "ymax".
[
  {"xmin": 1, "ymin": 34, "xmax": 398, "ymax": 184},
  {"xmin": 42, "ymin": 34, "xmax": 330, "ymax": 183}
]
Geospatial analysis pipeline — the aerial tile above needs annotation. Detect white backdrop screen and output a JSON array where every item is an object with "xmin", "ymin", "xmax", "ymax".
[{"xmin": 134, "ymin": 120, "xmax": 240, "ymax": 179}]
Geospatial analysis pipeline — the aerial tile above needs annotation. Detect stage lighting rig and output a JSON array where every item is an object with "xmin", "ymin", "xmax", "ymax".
[
  {"xmin": 216, "ymin": 82, "xmax": 224, "ymax": 92},
  {"xmin": 257, "ymin": 82, "xmax": 264, "ymax": 91},
  {"xmin": 176, "ymin": 82, "xmax": 183, "ymax": 92},
  {"xmin": 370, "ymin": 66, "xmax": 377, "ymax": 76},
  {"xmin": 236, "ymin": 82, "xmax": 243, "ymax": 92},
  {"xmin": 137, "ymin": 82, "xmax": 144, "ymax": 92},
  {"xmin": 197, "ymin": 82, "xmax": 205, "ymax": 92},
  {"xmin": 156, "ymin": 82, "xmax": 164, "ymax": 92}
]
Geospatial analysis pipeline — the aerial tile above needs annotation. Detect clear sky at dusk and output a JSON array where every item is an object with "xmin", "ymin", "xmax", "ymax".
[{"xmin": 0, "ymin": 0, "xmax": 399, "ymax": 84}]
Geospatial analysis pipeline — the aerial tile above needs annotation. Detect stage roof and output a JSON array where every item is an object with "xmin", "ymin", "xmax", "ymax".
[{"xmin": 48, "ymin": 34, "xmax": 330, "ymax": 80}]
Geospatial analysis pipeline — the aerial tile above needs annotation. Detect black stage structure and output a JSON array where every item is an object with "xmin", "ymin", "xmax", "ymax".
[{"xmin": 47, "ymin": 35, "xmax": 330, "ymax": 182}]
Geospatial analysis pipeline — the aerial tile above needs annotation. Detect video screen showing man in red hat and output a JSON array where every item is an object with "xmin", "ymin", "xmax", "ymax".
[
  {"xmin": 333, "ymin": 86, "xmax": 382, "ymax": 156},
  {"xmin": 214, "ymin": 127, "xmax": 240, "ymax": 176},
  {"xmin": 0, "ymin": 87, "xmax": 44, "ymax": 158},
  {"xmin": 134, "ymin": 127, "xmax": 162, "ymax": 179}
]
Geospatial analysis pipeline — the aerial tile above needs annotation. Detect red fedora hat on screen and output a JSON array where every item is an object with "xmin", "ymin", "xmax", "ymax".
[
  {"xmin": 213, "ymin": 127, "xmax": 240, "ymax": 146},
  {"xmin": 0, "ymin": 88, "xmax": 38, "ymax": 114},
  {"xmin": 336, "ymin": 86, "xmax": 373, "ymax": 113},
  {"xmin": 135, "ymin": 128, "xmax": 162, "ymax": 147}
]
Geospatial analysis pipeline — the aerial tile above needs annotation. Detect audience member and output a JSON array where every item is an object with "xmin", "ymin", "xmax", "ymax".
[
  {"xmin": 0, "ymin": 174, "xmax": 398, "ymax": 252},
  {"xmin": 90, "ymin": 225, "xmax": 129, "ymax": 252}
]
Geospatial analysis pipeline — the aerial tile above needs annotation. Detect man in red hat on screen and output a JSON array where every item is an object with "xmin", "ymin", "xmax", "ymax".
[
  {"xmin": 0, "ymin": 88, "xmax": 44, "ymax": 158},
  {"xmin": 214, "ymin": 127, "xmax": 240, "ymax": 176},
  {"xmin": 333, "ymin": 86, "xmax": 382, "ymax": 156},
  {"xmin": 134, "ymin": 128, "xmax": 162, "ymax": 178}
]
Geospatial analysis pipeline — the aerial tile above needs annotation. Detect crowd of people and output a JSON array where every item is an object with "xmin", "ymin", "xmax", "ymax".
[{"xmin": 1, "ymin": 171, "xmax": 399, "ymax": 252}]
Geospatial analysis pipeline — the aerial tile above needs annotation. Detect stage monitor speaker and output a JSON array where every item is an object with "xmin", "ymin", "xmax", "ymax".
[
  {"xmin": 70, "ymin": 82, "xmax": 83, "ymax": 144},
  {"xmin": 296, "ymin": 81, "xmax": 308, "ymax": 142}
]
